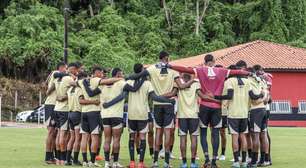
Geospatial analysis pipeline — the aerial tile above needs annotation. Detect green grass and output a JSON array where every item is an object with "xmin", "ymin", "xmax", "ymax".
[{"xmin": 0, "ymin": 127, "xmax": 305, "ymax": 168}]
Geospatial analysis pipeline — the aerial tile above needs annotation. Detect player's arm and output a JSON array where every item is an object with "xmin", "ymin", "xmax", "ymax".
[
  {"xmin": 214, "ymin": 89, "xmax": 234, "ymax": 100},
  {"xmin": 100, "ymin": 78, "xmax": 123, "ymax": 85},
  {"xmin": 161, "ymin": 87, "xmax": 178, "ymax": 98},
  {"xmin": 197, "ymin": 90, "xmax": 220, "ymax": 103},
  {"xmin": 123, "ymin": 77, "xmax": 146, "ymax": 92},
  {"xmin": 82, "ymin": 79, "xmax": 102, "ymax": 97},
  {"xmin": 79, "ymin": 95, "xmax": 100, "ymax": 105},
  {"xmin": 125, "ymin": 69, "xmax": 150, "ymax": 80},
  {"xmin": 228, "ymin": 69, "xmax": 250, "ymax": 76},
  {"xmin": 46, "ymin": 83, "xmax": 55, "ymax": 96},
  {"xmin": 174, "ymin": 77, "xmax": 195, "ymax": 89},
  {"xmin": 53, "ymin": 72, "xmax": 69, "ymax": 79},
  {"xmin": 168, "ymin": 65, "xmax": 195, "ymax": 74},
  {"xmin": 102, "ymin": 92, "xmax": 128, "ymax": 109},
  {"xmin": 56, "ymin": 95, "xmax": 68, "ymax": 102},
  {"xmin": 149, "ymin": 91, "xmax": 175, "ymax": 105},
  {"xmin": 249, "ymin": 90, "xmax": 264, "ymax": 100}
]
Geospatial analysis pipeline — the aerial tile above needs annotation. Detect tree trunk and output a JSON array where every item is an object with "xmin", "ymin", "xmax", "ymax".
[
  {"xmin": 88, "ymin": 3, "xmax": 94, "ymax": 17},
  {"xmin": 195, "ymin": 0, "xmax": 200, "ymax": 35},
  {"xmin": 162, "ymin": 0, "xmax": 172, "ymax": 29}
]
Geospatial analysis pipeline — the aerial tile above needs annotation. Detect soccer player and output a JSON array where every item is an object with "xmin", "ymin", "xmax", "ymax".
[
  {"xmin": 78, "ymin": 66, "xmax": 122, "ymax": 167},
  {"xmin": 169, "ymin": 54, "xmax": 249, "ymax": 168},
  {"xmin": 163, "ymin": 73, "xmax": 219, "ymax": 168},
  {"xmin": 248, "ymin": 65, "xmax": 270, "ymax": 168},
  {"xmin": 126, "ymin": 51, "xmax": 194, "ymax": 168},
  {"xmin": 53, "ymin": 62, "xmax": 78, "ymax": 165},
  {"xmin": 65, "ymin": 71, "xmax": 87, "ymax": 165},
  {"xmin": 219, "ymin": 79, "xmax": 228, "ymax": 161},
  {"xmin": 44, "ymin": 62, "xmax": 66, "ymax": 164},
  {"xmin": 220, "ymin": 71, "xmax": 253, "ymax": 168}
]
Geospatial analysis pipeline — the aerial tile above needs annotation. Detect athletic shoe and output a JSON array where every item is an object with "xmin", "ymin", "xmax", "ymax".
[
  {"xmin": 219, "ymin": 155, "xmax": 226, "ymax": 161},
  {"xmin": 151, "ymin": 162, "xmax": 159, "ymax": 168},
  {"xmin": 83, "ymin": 162, "xmax": 89, "ymax": 167},
  {"xmin": 88, "ymin": 161, "xmax": 102, "ymax": 167},
  {"xmin": 96, "ymin": 155, "xmax": 104, "ymax": 161},
  {"xmin": 128, "ymin": 161, "xmax": 136, "ymax": 168},
  {"xmin": 247, "ymin": 164, "xmax": 257, "ymax": 168},
  {"xmin": 247, "ymin": 157, "xmax": 252, "ymax": 163},
  {"xmin": 137, "ymin": 162, "xmax": 146, "ymax": 168},
  {"xmin": 232, "ymin": 162, "xmax": 240, "ymax": 168},
  {"xmin": 196, "ymin": 156, "xmax": 200, "ymax": 160},
  {"xmin": 113, "ymin": 162, "xmax": 124, "ymax": 168},
  {"xmin": 170, "ymin": 153, "xmax": 176, "ymax": 159},
  {"xmin": 211, "ymin": 163, "xmax": 219, "ymax": 168},
  {"xmin": 65, "ymin": 161, "xmax": 72, "ymax": 166},
  {"xmin": 163, "ymin": 163, "xmax": 170, "ymax": 168},
  {"xmin": 180, "ymin": 163, "xmax": 188, "ymax": 168},
  {"xmin": 230, "ymin": 158, "xmax": 235, "ymax": 162},
  {"xmin": 201, "ymin": 162, "xmax": 211, "ymax": 168},
  {"xmin": 104, "ymin": 161, "xmax": 111, "ymax": 168},
  {"xmin": 263, "ymin": 161, "xmax": 271, "ymax": 167},
  {"xmin": 159, "ymin": 149, "xmax": 165, "ymax": 159},
  {"xmin": 241, "ymin": 162, "xmax": 248, "ymax": 168},
  {"xmin": 190, "ymin": 163, "xmax": 199, "ymax": 168}
]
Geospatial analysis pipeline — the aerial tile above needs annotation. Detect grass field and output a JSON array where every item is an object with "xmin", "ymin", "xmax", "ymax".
[{"xmin": 0, "ymin": 127, "xmax": 304, "ymax": 168}]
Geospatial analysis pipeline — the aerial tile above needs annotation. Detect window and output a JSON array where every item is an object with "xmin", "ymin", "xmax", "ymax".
[
  {"xmin": 270, "ymin": 100, "xmax": 291, "ymax": 114},
  {"xmin": 298, "ymin": 101, "xmax": 306, "ymax": 113}
]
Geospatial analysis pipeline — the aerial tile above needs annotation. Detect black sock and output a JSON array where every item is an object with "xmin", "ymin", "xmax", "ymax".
[
  {"xmin": 154, "ymin": 151, "xmax": 159, "ymax": 162},
  {"xmin": 221, "ymin": 148, "xmax": 226, "ymax": 155},
  {"xmin": 204, "ymin": 152, "xmax": 210, "ymax": 162},
  {"xmin": 139, "ymin": 140, "xmax": 146, "ymax": 162},
  {"xmin": 61, "ymin": 151, "xmax": 66, "ymax": 161},
  {"xmin": 129, "ymin": 140, "xmax": 135, "ymax": 161},
  {"xmin": 97, "ymin": 147, "xmax": 101, "ymax": 155},
  {"xmin": 265, "ymin": 153, "xmax": 269, "ymax": 162},
  {"xmin": 165, "ymin": 151, "xmax": 170, "ymax": 164},
  {"xmin": 66, "ymin": 150, "xmax": 72, "ymax": 162},
  {"xmin": 104, "ymin": 151, "xmax": 110, "ymax": 161},
  {"xmin": 55, "ymin": 150, "xmax": 60, "ymax": 160},
  {"xmin": 170, "ymin": 145, "xmax": 173, "ymax": 153},
  {"xmin": 260, "ymin": 152, "xmax": 265, "ymax": 162},
  {"xmin": 234, "ymin": 151, "xmax": 239, "ymax": 162},
  {"xmin": 212, "ymin": 158, "xmax": 216, "ymax": 165},
  {"xmin": 90, "ymin": 152, "xmax": 96, "ymax": 163},
  {"xmin": 182, "ymin": 157, "xmax": 187, "ymax": 164},
  {"xmin": 251, "ymin": 152, "xmax": 258, "ymax": 164},
  {"xmin": 82, "ymin": 152, "xmax": 88, "ymax": 163},
  {"xmin": 45, "ymin": 152, "xmax": 50, "ymax": 161},
  {"xmin": 242, "ymin": 151, "xmax": 247, "ymax": 162},
  {"xmin": 159, "ymin": 144, "xmax": 163, "ymax": 151},
  {"xmin": 248, "ymin": 149, "xmax": 252, "ymax": 158},
  {"xmin": 136, "ymin": 148, "xmax": 140, "ymax": 155},
  {"xmin": 150, "ymin": 148, "xmax": 154, "ymax": 156},
  {"xmin": 191, "ymin": 158, "xmax": 195, "ymax": 164},
  {"xmin": 50, "ymin": 151, "xmax": 54, "ymax": 160},
  {"xmin": 113, "ymin": 153, "xmax": 119, "ymax": 162},
  {"xmin": 63, "ymin": 151, "xmax": 67, "ymax": 161},
  {"xmin": 73, "ymin": 152, "xmax": 79, "ymax": 163}
]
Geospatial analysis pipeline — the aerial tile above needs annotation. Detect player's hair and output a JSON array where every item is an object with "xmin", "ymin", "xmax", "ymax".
[
  {"xmin": 75, "ymin": 61, "xmax": 83, "ymax": 68},
  {"xmin": 91, "ymin": 65, "xmax": 103, "ymax": 74},
  {"xmin": 228, "ymin": 64, "xmax": 237, "ymax": 70},
  {"xmin": 56, "ymin": 62, "xmax": 66, "ymax": 70},
  {"xmin": 215, "ymin": 64, "xmax": 223, "ymax": 68},
  {"xmin": 204, "ymin": 54, "xmax": 214, "ymax": 63},
  {"xmin": 236, "ymin": 60, "xmax": 247, "ymax": 69},
  {"xmin": 112, "ymin": 67, "xmax": 122, "ymax": 77},
  {"xmin": 68, "ymin": 62, "xmax": 78, "ymax": 68},
  {"xmin": 134, "ymin": 63, "xmax": 143, "ymax": 73},
  {"xmin": 77, "ymin": 71, "xmax": 88, "ymax": 79},
  {"xmin": 253, "ymin": 64, "xmax": 262, "ymax": 72},
  {"xmin": 159, "ymin": 51, "xmax": 169, "ymax": 60},
  {"xmin": 182, "ymin": 73, "xmax": 191, "ymax": 81}
]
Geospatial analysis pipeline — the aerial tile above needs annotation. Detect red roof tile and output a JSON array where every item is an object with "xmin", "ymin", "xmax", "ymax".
[{"xmin": 170, "ymin": 40, "xmax": 306, "ymax": 71}]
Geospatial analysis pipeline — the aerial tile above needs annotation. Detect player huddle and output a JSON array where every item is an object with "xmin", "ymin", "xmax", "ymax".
[{"xmin": 43, "ymin": 51, "xmax": 272, "ymax": 168}]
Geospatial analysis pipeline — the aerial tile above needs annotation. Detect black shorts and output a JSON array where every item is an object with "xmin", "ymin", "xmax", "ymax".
[
  {"xmin": 81, "ymin": 111, "xmax": 102, "ymax": 134},
  {"xmin": 128, "ymin": 120, "xmax": 148, "ymax": 133},
  {"xmin": 178, "ymin": 118, "xmax": 199, "ymax": 136},
  {"xmin": 153, "ymin": 105, "xmax": 175, "ymax": 128},
  {"xmin": 68, "ymin": 112, "xmax": 81, "ymax": 130},
  {"xmin": 221, "ymin": 116, "xmax": 228, "ymax": 128},
  {"xmin": 55, "ymin": 111, "xmax": 69, "ymax": 131},
  {"xmin": 102, "ymin": 117, "xmax": 123, "ymax": 129},
  {"xmin": 249, "ymin": 108, "xmax": 268, "ymax": 133},
  {"xmin": 228, "ymin": 118, "xmax": 248, "ymax": 134},
  {"xmin": 199, "ymin": 105, "xmax": 222, "ymax": 128},
  {"xmin": 148, "ymin": 112, "xmax": 154, "ymax": 123},
  {"xmin": 45, "ymin": 105, "xmax": 56, "ymax": 127}
]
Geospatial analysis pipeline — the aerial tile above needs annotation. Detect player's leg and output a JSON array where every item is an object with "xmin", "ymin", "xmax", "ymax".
[
  {"xmin": 219, "ymin": 116, "xmax": 227, "ymax": 160},
  {"xmin": 135, "ymin": 133, "xmax": 140, "ymax": 157},
  {"xmin": 112, "ymin": 118, "xmax": 123, "ymax": 168},
  {"xmin": 87, "ymin": 111, "xmax": 101, "ymax": 166},
  {"xmin": 198, "ymin": 105, "xmax": 210, "ymax": 167},
  {"xmin": 128, "ymin": 120, "xmax": 136, "ymax": 168},
  {"xmin": 152, "ymin": 105, "xmax": 163, "ymax": 167},
  {"xmin": 169, "ymin": 125, "xmax": 176, "ymax": 159},
  {"xmin": 178, "ymin": 119, "xmax": 188, "ymax": 168},
  {"xmin": 59, "ymin": 112, "xmax": 69, "ymax": 165},
  {"xmin": 66, "ymin": 113, "xmax": 75, "ymax": 165},
  {"xmin": 210, "ymin": 108, "xmax": 222, "ymax": 168},
  {"xmin": 163, "ymin": 105, "xmax": 175, "ymax": 167},
  {"xmin": 138, "ymin": 120, "xmax": 148, "ymax": 168},
  {"xmin": 189, "ymin": 118, "xmax": 199, "ymax": 168},
  {"xmin": 147, "ymin": 116, "xmax": 154, "ymax": 158},
  {"xmin": 103, "ymin": 118, "xmax": 112, "ymax": 168},
  {"xmin": 44, "ymin": 105, "xmax": 56, "ymax": 164},
  {"xmin": 72, "ymin": 126, "xmax": 81, "ymax": 165},
  {"xmin": 80, "ymin": 113, "xmax": 90, "ymax": 165},
  {"xmin": 240, "ymin": 119, "xmax": 249, "ymax": 168}
]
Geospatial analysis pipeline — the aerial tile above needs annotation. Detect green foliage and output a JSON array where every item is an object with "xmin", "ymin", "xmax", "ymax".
[{"xmin": 0, "ymin": 0, "xmax": 306, "ymax": 82}]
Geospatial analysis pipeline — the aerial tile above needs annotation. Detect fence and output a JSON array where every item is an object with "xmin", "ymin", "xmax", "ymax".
[{"xmin": 270, "ymin": 100, "xmax": 292, "ymax": 114}]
